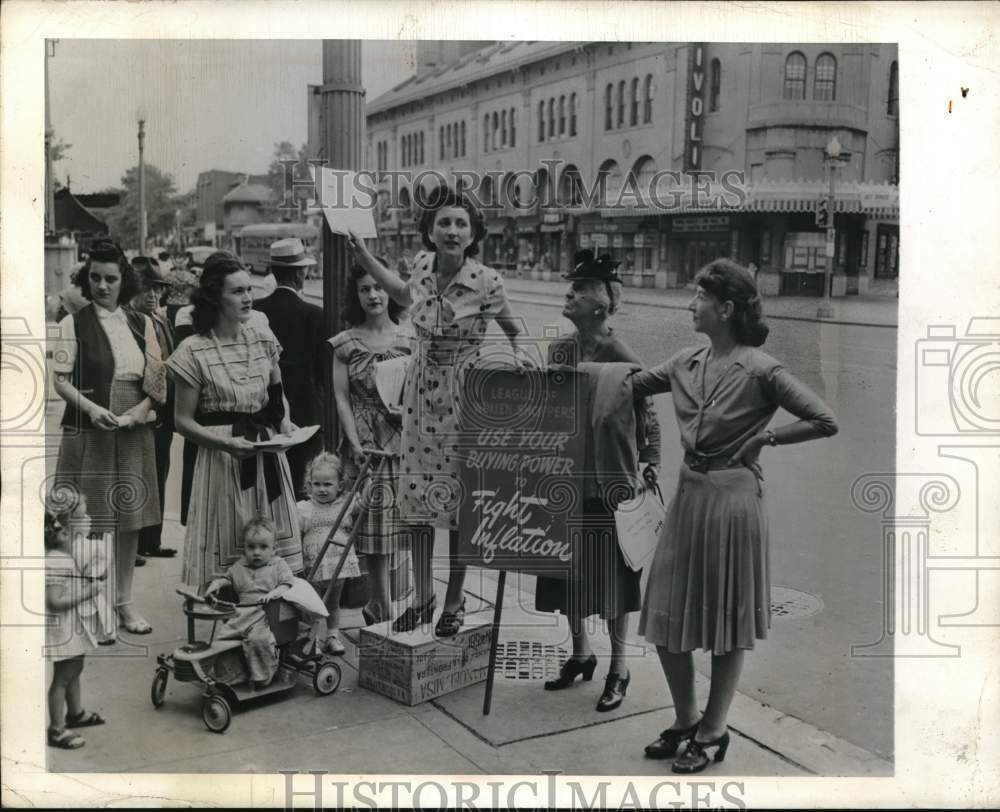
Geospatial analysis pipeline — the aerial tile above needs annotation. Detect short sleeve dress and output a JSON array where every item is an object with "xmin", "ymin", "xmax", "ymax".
[
  {"xmin": 396, "ymin": 251, "xmax": 511, "ymax": 530},
  {"xmin": 45, "ymin": 549, "xmax": 96, "ymax": 660},
  {"xmin": 329, "ymin": 328, "xmax": 411, "ymax": 555},
  {"xmin": 166, "ymin": 324, "xmax": 303, "ymax": 586}
]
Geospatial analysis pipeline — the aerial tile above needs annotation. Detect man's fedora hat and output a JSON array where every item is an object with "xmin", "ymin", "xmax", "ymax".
[
  {"xmin": 563, "ymin": 249, "xmax": 623, "ymax": 284},
  {"xmin": 269, "ymin": 238, "xmax": 316, "ymax": 267}
]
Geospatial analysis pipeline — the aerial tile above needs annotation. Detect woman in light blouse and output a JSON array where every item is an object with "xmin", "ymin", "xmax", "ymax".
[
  {"xmin": 52, "ymin": 239, "xmax": 164, "ymax": 637},
  {"xmin": 634, "ymin": 259, "xmax": 838, "ymax": 774}
]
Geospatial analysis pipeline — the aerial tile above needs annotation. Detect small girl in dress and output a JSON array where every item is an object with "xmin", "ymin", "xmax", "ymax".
[
  {"xmin": 297, "ymin": 452, "xmax": 362, "ymax": 656},
  {"xmin": 204, "ymin": 516, "xmax": 295, "ymax": 689},
  {"xmin": 45, "ymin": 504, "xmax": 107, "ymax": 749},
  {"xmin": 58, "ymin": 491, "xmax": 116, "ymax": 646}
]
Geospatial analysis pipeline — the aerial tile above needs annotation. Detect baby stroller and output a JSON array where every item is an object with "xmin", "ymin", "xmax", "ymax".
[{"xmin": 151, "ymin": 584, "xmax": 342, "ymax": 733}]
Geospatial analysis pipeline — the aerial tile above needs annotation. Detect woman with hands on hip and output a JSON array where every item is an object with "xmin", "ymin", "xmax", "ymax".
[
  {"xmin": 167, "ymin": 251, "xmax": 304, "ymax": 588},
  {"xmin": 346, "ymin": 186, "xmax": 528, "ymax": 638},
  {"xmin": 634, "ymin": 259, "xmax": 838, "ymax": 774}
]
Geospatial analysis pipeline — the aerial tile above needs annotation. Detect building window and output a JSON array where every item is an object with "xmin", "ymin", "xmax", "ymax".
[
  {"xmin": 709, "ymin": 59, "xmax": 721, "ymax": 111},
  {"xmin": 445, "ymin": 126, "xmax": 452, "ymax": 159},
  {"xmin": 484, "ymin": 115, "xmax": 490, "ymax": 152},
  {"xmin": 558, "ymin": 95, "xmax": 566, "ymax": 136},
  {"xmin": 643, "ymin": 75, "xmax": 654, "ymax": 123},
  {"xmin": 814, "ymin": 53, "xmax": 836, "ymax": 101},
  {"xmin": 548, "ymin": 98, "xmax": 555, "ymax": 138},
  {"xmin": 617, "ymin": 80, "xmax": 626, "ymax": 126},
  {"xmin": 492, "ymin": 111, "xmax": 499, "ymax": 151},
  {"xmin": 874, "ymin": 225, "xmax": 899, "ymax": 279},
  {"xmin": 401, "ymin": 135, "xmax": 407, "ymax": 167},
  {"xmin": 604, "ymin": 84, "xmax": 613, "ymax": 130},
  {"xmin": 630, "ymin": 77, "xmax": 639, "ymax": 126},
  {"xmin": 570, "ymin": 92, "xmax": 578, "ymax": 135},
  {"xmin": 419, "ymin": 131, "xmax": 424, "ymax": 164},
  {"xmin": 501, "ymin": 110, "xmax": 507, "ymax": 148},
  {"xmin": 460, "ymin": 121, "xmax": 466, "ymax": 156},
  {"xmin": 783, "ymin": 52, "xmax": 806, "ymax": 100},
  {"xmin": 439, "ymin": 127, "xmax": 444, "ymax": 160},
  {"xmin": 538, "ymin": 101, "xmax": 545, "ymax": 141},
  {"xmin": 887, "ymin": 61, "xmax": 899, "ymax": 116},
  {"xmin": 509, "ymin": 108, "xmax": 516, "ymax": 148}
]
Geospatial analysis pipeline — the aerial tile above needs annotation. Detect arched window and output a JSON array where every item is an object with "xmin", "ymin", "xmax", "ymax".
[
  {"xmin": 783, "ymin": 52, "xmax": 806, "ymax": 100},
  {"xmin": 402, "ymin": 135, "xmax": 408, "ymax": 167},
  {"xmin": 604, "ymin": 84, "xmax": 613, "ymax": 130},
  {"xmin": 570, "ymin": 92, "xmax": 578, "ymax": 136},
  {"xmin": 617, "ymin": 80, "xmax": 626, "ymax": 126},
  {"xmin": 814, "ymin": 53, "xmax": 836, "ymax": 101},
  {"xmin": 484, "ymin": 115, "xmax": 490, "ymax": 152},
  {"xmin": 439, "ymin": 127, "xmax": 445, "ymax": 160},
  {"xmin": 461, "ymin": 121, "xmax": 467, "ymax": 156},
  {"xmin": 598, "ymin": 159, "xmax": 622, "ymax": 207},
  {"xmin": 630, "ymin": 77, "xmax": 639, "ymax": 126},
  {"xmin": 492, "ymin": 111, "xmax": 499, "ymax": 150},
  {"xmin": 538, "ymin": 100, "xmax": 545, "ymax": 141},
  {"xmin": 509, "ymin": 108, "xmax": 516, "ymax": 148},
  {"xmin": 558, "ymin": 95, "xmax": 566, "ymax": 136},
  {"xmin": 709, "ymin": 59, "xmax": 721, "ymax": 111},
  {"xmin": 446, "ymin": 126, "xmax": 452, "ymax": 158},
  {"xmin": 632, "ymin": 156, "xmax": 657, "ymax": 204},
  {"xmin": 534, "ymin": 166, "xmax": 551, "ymax": 207},
  {"xmin": 501, "ymin": 110, "xmax": 507, "ymax": 148},
  {"xmin": 558, "ymin": 165, "xmax": 584, "ymax": 207},
  {"xmin": 887, "ymin": 61, "xmax": 899, "ymax": 116},
  {"xmin": 643, "ymin": 75, "xmax": 654, "ymax": 123},
  {"xmin": 419, "ymin": 131, "xmax": 424, "ymax": 164},
  {"xmin": 545, "ymin": 98, "xmax": 553, "ymax": 138}
]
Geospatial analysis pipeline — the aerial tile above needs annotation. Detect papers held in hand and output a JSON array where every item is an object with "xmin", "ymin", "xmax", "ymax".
[
  {"xmin": 375, "ymin": 356, "xmax": 410, "ymax": 410},
  {"xmin": 251, "ymin": 424, "xmax": 320, "ymax": 452},
  {"xmin": 307, "ymin": 166, "xmax": 378, "ymax": 239}
]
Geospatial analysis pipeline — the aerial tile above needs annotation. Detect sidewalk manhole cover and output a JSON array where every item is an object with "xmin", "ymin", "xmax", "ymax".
[
  {"xmin": 770, "ymin": 586, "xmax": 823, "ymax": 620},
  {"xmin": 494, "ymin": 641, "xmax": 568, "ymax": 681}
]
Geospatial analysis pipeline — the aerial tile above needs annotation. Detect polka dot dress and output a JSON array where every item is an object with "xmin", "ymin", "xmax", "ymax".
[{"xmin": 397, "ymin": 251, "xmax": 510, "ymax": 530}]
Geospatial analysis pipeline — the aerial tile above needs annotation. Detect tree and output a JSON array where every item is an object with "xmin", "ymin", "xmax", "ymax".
[
  {"xmin": 50, "ymin": 135, "xmax": 72, "ymax": 191},
  {"xmin": 265, "ymin": 140, "xmax": 311, "ymax": 219},
  {"xmin": 102, "ymin": 164, "xmax": 180, "ymax": 249}
]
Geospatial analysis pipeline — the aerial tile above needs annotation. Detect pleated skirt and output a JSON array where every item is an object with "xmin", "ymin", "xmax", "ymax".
[
  {"xmin": 55, "ymin": 380, "xmax": 161, "ymax": 533},
  {"xmin": 181, "ymin": 424, "xmax": 303, "ymax": 587},
  {"xmin": 638, "ymin": 465, "xmax": 770, "ymax": 654}
]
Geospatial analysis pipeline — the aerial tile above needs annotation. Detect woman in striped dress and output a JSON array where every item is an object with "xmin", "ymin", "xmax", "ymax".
[
  {"xmin": 52, "ymin": 238, "xmax": 164, "ymax": 637},
  {"xmin": 330, "ymin": 263, "xmax": 412, "ymax": 625},
  {"xmin": 166, "ymin": 252, "xmax": 303, "ymax": 587}
]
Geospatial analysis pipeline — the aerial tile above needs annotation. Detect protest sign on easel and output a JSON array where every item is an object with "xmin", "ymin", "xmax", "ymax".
[{"xmin": 455, "ymin": 368, "xmax": 590, "ymax": 715}]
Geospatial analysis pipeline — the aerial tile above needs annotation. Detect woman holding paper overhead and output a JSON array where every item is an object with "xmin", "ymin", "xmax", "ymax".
[
  {"xmin": 167, "ymin": 251, "xmax": 303, "ymax": 587},
  {"xmin": 534, "ymin": 249, "xmax": 661, "ymax": 713},
  {"xmin": 347, "ymin": 185, "xmax": 527, "ymax": 637},
  {"xmin": 634, "ymin": 259, "xmax": 837, "ymax": 773},
  {"xmin": 329, "ymin": 262, "xmax": 412, "ymax": 626}
]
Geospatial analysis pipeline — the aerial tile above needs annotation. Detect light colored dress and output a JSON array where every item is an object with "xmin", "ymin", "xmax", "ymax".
[
  {"xmin": 45, "ymin": 550, "xmax": 95, "ymax": 660},
  {"xmin": 634, "ymin": 344, "xmax": 838, "ymax": 654},
  {"xmin": 397, "ymin": 251, "xmax": 511, "ymax": 530},
  {"xmin": 298, "ymin": 496, "xmax": 362, "ymax": 583},
  {"xmin": 72, "ymin": 531, "xmax": 115, "ymax": 640},
  {"xmin": 216, "ymin": 557, "xmax": 295, "ymax": 684},
  {"xmin": 166, "ymin": 324, "xmax": 303, "ymax": 586},
  {"xmin": 329, "ymin": 329, "xmax": 411, "ymax": 555}
]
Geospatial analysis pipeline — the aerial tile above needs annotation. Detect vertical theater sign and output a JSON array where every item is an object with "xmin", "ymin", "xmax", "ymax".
[{"xmin": 685, "ymin": 43, "xmax": 706, "ymax": 172}]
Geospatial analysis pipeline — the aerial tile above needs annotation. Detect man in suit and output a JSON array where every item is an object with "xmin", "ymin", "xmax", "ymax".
[
  {"xmin": 129, "ymin": 256, "xmax": 178, "ymax": 559},
  {"xmin": 253, "ymin": 238, "xmax": 325, "ymax": 495}
]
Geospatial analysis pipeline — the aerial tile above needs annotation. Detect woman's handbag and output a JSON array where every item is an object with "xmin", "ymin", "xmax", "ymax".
[
  {"xmin": 614, "ymin": 482, "xmax": 665, "ymax": 571},
  {"xmin": 142, "ymin": 350, "xmax": 168, "ymax": 405}
]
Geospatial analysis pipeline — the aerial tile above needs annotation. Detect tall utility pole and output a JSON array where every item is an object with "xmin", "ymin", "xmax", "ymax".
[
  {"xmin": 319, "ymin": 41, "xmax": 365, "ymax": 449},
  {"xmin": 44, "ymin": 40, "xmax": 58, "ymax": 235},
  {"xmin": 137, "ymin": 108, "xmax": 147, "ymax": 254}
]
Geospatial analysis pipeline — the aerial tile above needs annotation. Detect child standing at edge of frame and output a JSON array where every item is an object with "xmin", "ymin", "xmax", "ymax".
[
  {"xmin": 297, "ymin": 452, "xmax": 362, "ymax": 656},
  {"xmin": 204, "ymin": 516, "xmax": 295, "ymax": 689},
  {"xmin": 45, "ymin": 505, "xmax": 107, "ymax": 749}
]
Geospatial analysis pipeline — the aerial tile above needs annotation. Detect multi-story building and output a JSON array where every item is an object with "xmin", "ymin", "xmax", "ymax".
[
  {"xmin": 194, "ymin": 169, "xmax": 270, "ymax": 247},
  {"xmin": 366, "ymin": 41, "xmax": 899, "ymax": 297}
]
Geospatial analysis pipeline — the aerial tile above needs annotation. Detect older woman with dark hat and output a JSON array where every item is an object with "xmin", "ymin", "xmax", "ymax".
[
  {"xmin": 635, "ymin": 259, "xmax": 837, "ymax": 773},
  {"xmin": 535, "ymin": 249, "xmax": 662, "ymax": 712},
  {"xmin": 51, "ymin": 238, "xmax": 165, "ymax": 637},
  {"xmin": 347, "ymin": 186, "xmax": 528, "ymax": 637}
]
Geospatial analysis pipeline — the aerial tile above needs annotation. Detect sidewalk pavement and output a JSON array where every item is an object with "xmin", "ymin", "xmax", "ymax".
[
  {"xmin": 499, "ymin": 275, "xmax": 898, "ymax": 328},
  {"xmin": 51, "ymin": 520, "xmax": 892, "ymax": 778}
]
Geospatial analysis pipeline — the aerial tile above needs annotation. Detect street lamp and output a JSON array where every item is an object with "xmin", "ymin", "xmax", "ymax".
[
  {"xmin": 136, "ymin": 105, "xmax": 147, "ymax": 254},
  {"xmin": 817, "ymin": 134, "xmax": 841, "ymax": 319}
]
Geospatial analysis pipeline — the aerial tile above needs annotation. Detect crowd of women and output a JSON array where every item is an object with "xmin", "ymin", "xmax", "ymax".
[{"xmin": 46, "ymin": 186, "xmax": 837, "ymax": 771}]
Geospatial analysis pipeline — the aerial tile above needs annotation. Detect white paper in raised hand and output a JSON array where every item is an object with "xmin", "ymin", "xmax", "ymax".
[
  {"xmin": 308, "ymin": 166, "xmax": 377, "ymax": 238},
  {"xmin": 375, "ymin": 356, "xmax": 410, "ymax": 410}
]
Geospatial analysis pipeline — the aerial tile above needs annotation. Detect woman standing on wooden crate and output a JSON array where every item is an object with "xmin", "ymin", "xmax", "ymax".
[{"xmin": 634, "ymin": 259, "xmax": 838, "ymax": 773}]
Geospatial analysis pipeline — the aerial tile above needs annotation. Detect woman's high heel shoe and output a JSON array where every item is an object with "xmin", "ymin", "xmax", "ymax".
[
  {"xmin": 671, "ymin": 731, "xmax": 731, "ymax": 774},
  {"xmin": 543, "ymin": 654, "xmax": 598, "ymax": 691},
  {"xmin": 434, "ymin": 599, "xmax": 466, "ymax": 638},
  {"xmin": 391, "ymin": 596, "xmax": 436, "ymax": 633},
  {"xmin": 595, "ymin": 670, "xmax": 630, "ymax": 712},
  {"xmin": 644, "ymin": 720, "xmax": 701, "ymax": 759},
  {"xmin": 361, "ymin": 603, "xmax": 384, "ymax": 627}
]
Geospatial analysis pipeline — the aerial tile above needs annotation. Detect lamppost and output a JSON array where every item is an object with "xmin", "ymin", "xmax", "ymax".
[
  {"xmin": 136, "ymin": 106, "xmax": 147, "ymax": 254},
  {"xmin": 817, "ymin": 134, "xmax": 841, "ymax": 319}
]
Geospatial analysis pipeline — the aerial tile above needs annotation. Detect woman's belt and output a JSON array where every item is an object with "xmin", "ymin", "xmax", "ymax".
[
  {"xmin": 196, "ymin": 407, "xmax": 282, "ymax": 501},
  {"xmin": 683, "ymin": 450, "xmax": 743, "ymax": 473}
]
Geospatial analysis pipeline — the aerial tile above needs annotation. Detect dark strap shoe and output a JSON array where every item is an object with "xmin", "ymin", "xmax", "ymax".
[
  {"xmin": 434, "ymin": 599, "xmax": 466, "ymax": 638},
  {"xmin": 595, "ymin": 670, "xmax": 630, "ymax": 712},
  {"xmin": 671, "ymin": 731, "xmax": 731, "ymax": 774},
  {"xmin": 391, "ymin": 596, "xmax": 436, "ymax": 634},
  {"xmin": 644, "ymin": 720, "xmax": 701, "ymax": 759},
  {"xmin": 544, "ymin": 654, "xmax": 597, "ymax": 691}
]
